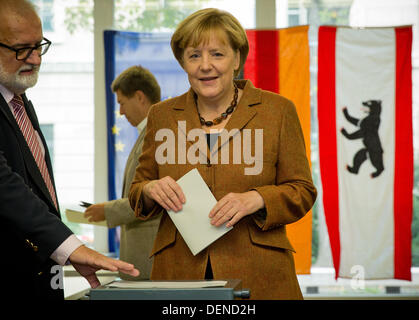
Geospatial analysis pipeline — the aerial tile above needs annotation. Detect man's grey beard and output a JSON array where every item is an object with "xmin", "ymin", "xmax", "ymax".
[{"xmin": 0, "ymin": 64, "xmax": 39, "ymax": 94}]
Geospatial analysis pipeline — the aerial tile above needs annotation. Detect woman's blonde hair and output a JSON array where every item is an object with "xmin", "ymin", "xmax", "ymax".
[{"xmin": 171, "ymin": 8, "xmax": 249, "ymax": 77}]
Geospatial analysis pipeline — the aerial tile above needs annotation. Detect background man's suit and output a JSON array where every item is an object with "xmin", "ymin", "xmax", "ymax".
[
  {"xmin": 104, "ymin": 120, "xmax": 161, "ymax": 280},
  {"xmin": 0, "ymin": 92, "xmax": 72, "ymax": 299}
]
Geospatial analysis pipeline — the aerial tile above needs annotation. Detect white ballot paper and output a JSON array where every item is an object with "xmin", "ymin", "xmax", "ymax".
[
  {"xmin": 108, "ymin": 280, "xmax": 227, "ymax": 289},
  {"xmin": 65, "ymin": 209, "xmax": 107, "ymax": 227},
  {"xmin": 168, "ymin": 168, "xmax": 232, "ymax": 256}
]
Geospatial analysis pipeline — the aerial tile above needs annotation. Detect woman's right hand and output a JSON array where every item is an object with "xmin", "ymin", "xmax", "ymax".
[{"xmin": 142, "ymin": 176, "xmax": 186, "ymax": 212}]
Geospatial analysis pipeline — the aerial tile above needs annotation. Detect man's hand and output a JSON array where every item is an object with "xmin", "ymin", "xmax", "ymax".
[
  {"xmin": 68, "ymin": 245, "xmax": 140, "ymax": 288},
  {"xmin": 84, "ymin": 203, "xmax": 106, "ymax": 222}
]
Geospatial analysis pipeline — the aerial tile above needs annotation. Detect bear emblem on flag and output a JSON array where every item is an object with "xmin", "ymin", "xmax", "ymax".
[{"xmin": 340, "ymin": 100, "xmax": 384, "ymax": 178}]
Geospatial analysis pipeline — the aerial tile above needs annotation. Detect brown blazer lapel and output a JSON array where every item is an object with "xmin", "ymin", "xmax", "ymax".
[
  {"xmin": 171, "ymin": 90, "xmax": 202, "ymax": 130},
  {"xmin": 171, "ymin": 90, "xmax": 209, "ymax": 162},
  {"xmin": 223, "ymin": 80, "xmax": 261, "ymax": 132},
  {"xmin": 214, "ymin": 80, "xmax": 261, "ymax": 154}
]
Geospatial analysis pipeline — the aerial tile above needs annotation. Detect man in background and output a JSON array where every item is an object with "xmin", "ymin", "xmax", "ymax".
[
  {"xmin": 0, "ymin": 0, "xmax": 139, "ymax": 300},
  {"xmin": 84, "ymin": 65, "xmax": 161, "ymax": 280}
]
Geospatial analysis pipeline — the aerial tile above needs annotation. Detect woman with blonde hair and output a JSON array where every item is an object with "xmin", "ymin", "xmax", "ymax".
[{"xmin": 129, "ymin": 8, "xmax": 316, "ymax": 299}]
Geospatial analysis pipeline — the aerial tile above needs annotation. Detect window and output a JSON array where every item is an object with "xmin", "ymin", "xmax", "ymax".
[
  {"xmin": 32, "ymin": 0, "xmax": 55, "ymax": 32},
  {"xmin": 29, "ymin": 0, "xmax": 95, "ymax": 247},
  {"xmin": 288, "ymin": 9, "xmax": 300, "ymax": 26},
  {"xmin": 114, "ymin": 0, "xmax": 255, "ymax": 31}
]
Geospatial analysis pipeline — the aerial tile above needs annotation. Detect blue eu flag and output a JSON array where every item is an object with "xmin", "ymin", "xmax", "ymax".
[{"xmin": 104, "ymin": 30, "xmax": 189, "ymax": 253}]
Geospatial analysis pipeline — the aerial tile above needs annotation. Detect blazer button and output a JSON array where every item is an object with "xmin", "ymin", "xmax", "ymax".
[{"xmin": 25, "ymin": 239, "xmax": 38, "ymax": 252}]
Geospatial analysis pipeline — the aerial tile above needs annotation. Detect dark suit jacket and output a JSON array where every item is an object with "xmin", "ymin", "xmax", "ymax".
[
  {"xmin": 129, "ymin": 80, "xmax": 317, "ymax": 299},
  {"xmin": 0, "ymin": 92, "xmax": 73, "ymax": 300}
]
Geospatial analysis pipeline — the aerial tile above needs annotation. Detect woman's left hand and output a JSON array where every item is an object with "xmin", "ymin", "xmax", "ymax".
[{"xmin": 209, "ymin": 190, "xmax": 265, "ymax": 228}]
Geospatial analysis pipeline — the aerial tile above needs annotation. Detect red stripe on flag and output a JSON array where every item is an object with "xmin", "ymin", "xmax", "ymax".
[
  {"xmin": 317, "ymin": 26, "xmax": 341, "ymax": 279},
  {"xmin": 394, "ymin": 26, "xmax": 413, "ymax": 281},
  {"xmin": 244, "ymin": 30, "xmax": 279, "ymax": 92}
]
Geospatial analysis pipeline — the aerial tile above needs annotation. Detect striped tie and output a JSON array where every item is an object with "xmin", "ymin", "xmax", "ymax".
[{"xmin": 11, "ymin": 95, "xmax": 58, "ymax": 210}]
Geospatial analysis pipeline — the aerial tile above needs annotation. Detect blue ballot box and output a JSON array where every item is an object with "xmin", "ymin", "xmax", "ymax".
[{"xmin": 89, "ymin": 279, "xmax": 250, "ymax": 300}]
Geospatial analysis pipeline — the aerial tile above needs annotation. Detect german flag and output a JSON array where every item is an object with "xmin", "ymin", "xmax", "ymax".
[{"xmin": 244, "ymin": 26, "xmax": 312, "ymax": 274}]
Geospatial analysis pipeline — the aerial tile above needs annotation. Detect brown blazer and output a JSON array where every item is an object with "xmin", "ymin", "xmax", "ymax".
[{"xmin": 129, "ymin": 80, "xmax": 317, "ymax": 299}]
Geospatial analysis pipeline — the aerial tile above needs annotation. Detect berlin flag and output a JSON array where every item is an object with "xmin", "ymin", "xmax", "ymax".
[{"xmin": 318, "ymin": 26, "xmax": 413, "ymax": 280}]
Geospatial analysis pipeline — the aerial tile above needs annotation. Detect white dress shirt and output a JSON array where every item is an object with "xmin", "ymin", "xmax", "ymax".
[{"xmin": 137, "ymin": 117, "xmax": 147, "ymax": 134}]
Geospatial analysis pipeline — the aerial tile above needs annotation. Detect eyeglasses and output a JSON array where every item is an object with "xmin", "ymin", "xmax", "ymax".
[{"xmin": 0, "ymin": 38, "xmax": 51, "ymax": 61}]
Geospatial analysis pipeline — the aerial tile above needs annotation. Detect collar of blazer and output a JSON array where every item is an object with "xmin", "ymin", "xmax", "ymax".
[
  {"xmin": 0, "ymin": 92, "xmax": 17, "ymax": 127},
  {"xmin": 0, "ymin": 92, "xmax": 59, "ymax": 214},
  {"xmin": 169, "ymin": 79, "xmax": 262, "ymax": 159},
  {"xmin": 171, "ymin": 79, "xmax": 261, "ymax": 127}
]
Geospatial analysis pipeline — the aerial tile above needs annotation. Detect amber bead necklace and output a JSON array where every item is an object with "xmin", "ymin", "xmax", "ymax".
[{"xmin": 195, "ymin": 83, "xmax": 238, "ymax": 127}]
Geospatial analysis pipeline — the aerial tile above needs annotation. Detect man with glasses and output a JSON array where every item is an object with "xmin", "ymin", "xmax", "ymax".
[
  {"xmin": 0, "ymin": 0, "xmax": 139, "ymax": 300},
  {"xmin": 0, "ymin": 36, "xmax": 51, "ymax": 66}
]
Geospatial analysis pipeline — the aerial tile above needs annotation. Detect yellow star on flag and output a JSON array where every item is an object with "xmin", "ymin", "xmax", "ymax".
[
  {"xmin": 112, "ymin": 124, "xmax": 121, "ymax": 135},
  {"xmin": 115, "ymin": 141, "xmax": 125, "ymax": 152}
]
